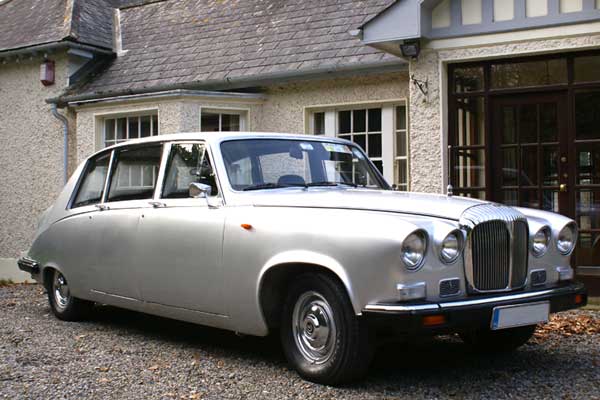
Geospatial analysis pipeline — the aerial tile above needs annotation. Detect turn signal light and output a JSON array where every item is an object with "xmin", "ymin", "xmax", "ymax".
[
  {"xmin": 241, "ymin": 223, "xmax": 253, "ymax": 230},
  {"xmin": 575, "ymin": 294, "xmax": 584, "ymax": 305},
  {"xmin": 422, "ymin": 314, "xmax": 446, "ymax": 327}
]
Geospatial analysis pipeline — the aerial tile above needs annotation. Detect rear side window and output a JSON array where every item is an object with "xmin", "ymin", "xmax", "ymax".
[
  {"xmin": 107, "ymin": 144, "xmax": 163, "ymax": 202},
  {"xmin": 72, "ymin": 152, "xmax": 111, "ymax": 208}
]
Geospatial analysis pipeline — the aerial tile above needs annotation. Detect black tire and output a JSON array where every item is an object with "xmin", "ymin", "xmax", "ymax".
[
  {"xmin": 460, "ymin": 324, "xmax": 536, "ymax": 353},
  {"xmin": 46, "ymin": 269, "xmax": 93, "ymax": 321},
  {"xmin": 280, "ymin": 273, "xmax": 374, "ymax": 385}
]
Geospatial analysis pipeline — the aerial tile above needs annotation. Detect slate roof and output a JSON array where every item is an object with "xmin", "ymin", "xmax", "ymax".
[
  {"xmin": 71, "ymin": 0, "xmax": 402, "ymax": 99},
  {"xmin": 0, "ymin": 0, "xmax": 115, "ymax": 52}
]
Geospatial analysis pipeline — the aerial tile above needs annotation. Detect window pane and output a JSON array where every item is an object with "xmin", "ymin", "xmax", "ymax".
[
  {"xmin": 502, "ymin": 189, "xmax": 518, "ymax": 206},
  {"xmin": 201, "ymin": 112, "xmax": 220, "ymax": 132},
  {"xmin": 152, "ymin": 114, "xmax": 159, "ymax": 135},
  {"xmin": 577, "ymin": 190, "xmax": 600, "ymax": 230},
  {"xmin": 491, "ymin": 59, "xmax": 567, "ymax": 89},
  {"xmin": 353, "ymin": 134, "xmax": 366, "ymax": 151},
  {"xmin": 221, "ymin": 114, "xmax": 240, "ymax": 131},
  {"xmin": 453, "ymin": 66, "xmax": 484, "ymax": 93},
  {"xmin": 72, "ymin": 152, "xmax": 110, "ymax": 208},
  {"xmin": 372, "ymin": 160, "xmax": 383, "ymax": 174},
  {"xmin": 521, "ymin": 146, "xmax": 538, "ymax": 185},
  {"xmin": 453, "ymin": 148, "xmax": 486, "ymax": 188},
  {"xmin": 542, "ymin": 189, "xmax": 559, "ymax": 212},
  {"xmin": 117, "ymin": 118, "xmax": 127, "ymax": 141},
  {"xmin": 140, "ymin": 116, "xmax": 151, "ymax": 137},
  {"xmin": 455, "ymin": 97, "xmax": 485, "ymax": 146},
  {"xmin": 396, "ymin": 130, "xmax": 407, "ymax": 157},
  {"xmin": 395, "ymin": 159, "xmax": 408, "ymax": 188},
  {"xmin": 338, "ymin": 111, "xmax": 351, "ymax": 134},
  {"xmin": 520, "ymin": 189, "xmax": 540, "ymax": 208},
  {"xmin": 501, "ymin": 106, "xmax": 516, "ymax": 144},
  {"xmin": 396, "ymin": 105, "xmax": 407, "ymax": 130},
  {"xmin": 368, "ymin": 133, "xmax": 382, "ymax": 158},
  {"xmin": 353, "ymin": 109, "xmax": 366, "ymax": 133},
  {"xmin": 519, "ymin": 104, "xmax": 538, "ymax": 143},
  {"xmin": 542, "ymin": 146, "xmax": 559, "ymax": 185},
  {"xmin": 575, "ymin": 91, "xmax": 600, "ymax": 140},
  {"xmin": 104, "ymin": 119, "xmax": 115, "ymax": 142},
  {"xmin": 313, "ymin": 112, "xmax": 325, "ymax": 135},
  {"xmin": 577, "ymin": 143, "xmax": 600, "ymax": 185},
  {"xmin": 368, "ymin": 108, "xmax": 382, "ymax": 132},
  {"xmin": 128, "ymin": 117, "xmax": 139, "ymax": 139},
  {"xmin": 540, "ymin": 102, "xmax": 558, "ymax": 142},
  {"xmin": 574, "ymin": 55, "xmax": 600, "ymax": 83},
  {"xmin": 501, "ymin": 147, "xmax": 518, "ymax": 186},
  {"xmin": 162, "ymin": 143, "xmax": 218, "ymax": 198},
  {"xmin": 108, "ymin": 145, "xmax": 162, "ymax": 202}
]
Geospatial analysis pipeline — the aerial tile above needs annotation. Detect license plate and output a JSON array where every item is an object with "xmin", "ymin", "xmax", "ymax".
[{"xmin": 491, "ymin": 302, "xmax": 550, "ymax": 330}]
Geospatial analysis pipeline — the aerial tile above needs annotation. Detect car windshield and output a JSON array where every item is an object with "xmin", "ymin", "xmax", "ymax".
[{"xmin": 220, "ymin": 138, "xmax": 388, "ymax": 191}]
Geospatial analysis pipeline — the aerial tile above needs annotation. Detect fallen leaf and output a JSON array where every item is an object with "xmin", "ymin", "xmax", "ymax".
[
  {"xmin": 97, "ymin": 366, "xmax": 110, "ymax": 373},
  {"xmin": 148, "ymin": 365, "xmax": 160, "ymax": 371}
]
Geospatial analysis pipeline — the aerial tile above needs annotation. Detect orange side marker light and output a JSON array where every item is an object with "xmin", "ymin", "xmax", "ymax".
[
  {"xmin": 575, "ymin": 294, "xmax": 584, "ymax": 305},
  {"xmin": 241, "ymin": 223, "xmax": 253, "ymax": 230},
  {"xmin": 422, "ymin": 315, "xmax": 447, "ymax": 327}
]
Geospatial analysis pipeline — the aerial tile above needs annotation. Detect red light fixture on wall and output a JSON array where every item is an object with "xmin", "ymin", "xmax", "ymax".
[{"xmin": 40, "ymin": 60, "xmax": 55, "ymax": 86}]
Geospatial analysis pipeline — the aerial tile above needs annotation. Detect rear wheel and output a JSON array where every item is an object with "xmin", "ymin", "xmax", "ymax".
[
  {"xmin": 280, "ymin": 273, "xmax": 373, "ymax": 385},
  {"xmin": 460, "ymin": 325, "xmax": 536, "ymax": 353},
  {"xmin": 47, "ymin": 269, "xmax": 92, "ymax": 321}
]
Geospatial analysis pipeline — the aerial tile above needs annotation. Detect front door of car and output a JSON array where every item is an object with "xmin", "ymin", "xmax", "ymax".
[
  {"xmin": 89, "ymin": 144, "xmax": 164, "ymax": 299},
  {"xmin": 136, "ymin": 142, "xmax": 226, "ymax": 315}
]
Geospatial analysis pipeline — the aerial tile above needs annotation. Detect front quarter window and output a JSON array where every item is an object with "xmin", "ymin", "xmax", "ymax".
[
  {"xmin": 220, "ymin": 139, "xmax": 387, "ymax": 191},
  {"xmin": 162, "ymin": 143, "xmax": 219, "ymax": 198}
]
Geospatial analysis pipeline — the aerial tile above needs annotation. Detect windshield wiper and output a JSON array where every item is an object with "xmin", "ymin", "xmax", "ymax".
[
  {"xmin": 306, "ymin": 181, "xmax": 358, "ymax": 188},
  {"xmin": 242, "ymin": 182, "xmax": 306, "ymax": 191}
]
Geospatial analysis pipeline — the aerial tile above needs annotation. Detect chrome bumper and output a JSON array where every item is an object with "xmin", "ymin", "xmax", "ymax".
[
  {"xmin": 363, "ymin": 282, "xmax": 587, "ymax": 314},
  {"xmin": 17, "ymin": 257, "xmax": 40, "ymax": 275}
]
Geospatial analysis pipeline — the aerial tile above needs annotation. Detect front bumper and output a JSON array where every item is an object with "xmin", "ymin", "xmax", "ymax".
[{"xmin": 362, "ymin": 282, "xmax": 587, "ymax": 334}]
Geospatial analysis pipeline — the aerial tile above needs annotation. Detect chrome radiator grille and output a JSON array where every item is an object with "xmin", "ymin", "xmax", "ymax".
[{"xmin": 460, "ymin": 204, "xmax": 529, "ymax": 293}]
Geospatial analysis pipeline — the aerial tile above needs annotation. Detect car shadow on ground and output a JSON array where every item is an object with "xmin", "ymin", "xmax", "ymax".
[{"xmin": 73, "ymin": 304, "xmax": 580, "ymax": 391}]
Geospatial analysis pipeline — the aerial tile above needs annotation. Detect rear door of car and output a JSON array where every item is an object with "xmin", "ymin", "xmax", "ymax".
[
  {"xmin": 136, "ymin": 141, "xmax": 227, "ymax": 315},
  {"xmin": 89, "ymin": 143, "xmax": 165, "ymax": 299}
]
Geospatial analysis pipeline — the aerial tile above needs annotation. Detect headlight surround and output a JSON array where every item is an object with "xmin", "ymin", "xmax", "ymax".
[
  {"xmin": 531, "ymin": 226, "xmax": 551, "ymax": 257},
  {"xmin": 557, "ymin": 223, "xmax": 577, "ymax": 255},
  {"xmin": 401, "ymin": 230, "xmax": 428, "ymax": 271},
  {"xmin": 439, "ymin": 230, "xmax": 463, "ymax": 264}
]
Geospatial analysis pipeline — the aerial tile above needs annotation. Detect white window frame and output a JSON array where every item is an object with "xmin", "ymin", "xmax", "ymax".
[
  {"xmin": 304, "ymin": 99, "xmax": 409, "ymax": 190},
  {"xmin": 199, "ymin": 107, "xmax": 249, "ymax": 132},
  {"xmin": 97, "ymin": 109, "xmax": 160, "ymax": 150}
]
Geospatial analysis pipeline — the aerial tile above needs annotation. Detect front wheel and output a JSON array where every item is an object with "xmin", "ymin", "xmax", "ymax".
[
  {"xmin": 280, "ymin": 273, "xmax": 373, "ymax": 385},
  {"xmin": 460, "ymin": 325, "xmax": 536, "ymax": 353},
  {"xmin": 47, "ymin": 269, "xmax": 93, "ymax": 321}
]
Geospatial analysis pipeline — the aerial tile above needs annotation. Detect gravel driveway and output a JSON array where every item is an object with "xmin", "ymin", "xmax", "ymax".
[{"xmin": 1, "ymin": 285, "xmax": 599, "ymax": 400}]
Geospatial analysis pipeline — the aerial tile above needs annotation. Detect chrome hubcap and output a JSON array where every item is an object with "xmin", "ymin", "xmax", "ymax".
[
  {"xmin": 292, "ymin": 291, "xmax": 336, "ymax": 364},
  {"xmin": 52, "ymin": 271, "xmax": 70, "ymax": 310}
]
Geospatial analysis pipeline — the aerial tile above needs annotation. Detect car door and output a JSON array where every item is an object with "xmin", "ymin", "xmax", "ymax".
[
  {"xmin": 89, "ymin": 143, "xmax": 164, "ymax": 299},
  {"xmin": 136, "ymin": 142, "xmax": 226, "ymax": 315}
]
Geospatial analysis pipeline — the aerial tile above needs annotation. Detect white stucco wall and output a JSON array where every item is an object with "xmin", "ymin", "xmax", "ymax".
[{"xmin": 0, "ymin": 53, "xmax": 70, "ymax": 262}]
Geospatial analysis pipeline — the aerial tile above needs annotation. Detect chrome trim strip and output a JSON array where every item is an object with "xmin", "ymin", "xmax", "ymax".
[
  {"xmin": 363, "ymin": 303, "xmax": 440, "ymax": 312},
  {"xmin": 363, "ymin": 284, "xmax": 581, "ymax": 313}
]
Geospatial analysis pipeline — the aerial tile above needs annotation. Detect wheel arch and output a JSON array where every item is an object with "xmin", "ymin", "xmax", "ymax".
[{"xmin": 257, "ymin": 251, "xmax": 358, "ymax": 331}]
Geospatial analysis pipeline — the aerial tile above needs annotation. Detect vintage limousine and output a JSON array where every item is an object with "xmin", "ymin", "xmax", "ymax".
[{"xmin": 19, "ymin": 132, "xmax": 587, "ymax": 384}]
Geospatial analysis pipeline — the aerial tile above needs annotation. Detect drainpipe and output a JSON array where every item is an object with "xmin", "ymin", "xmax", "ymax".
[{"xmin": 50, "ymin": 104, "xmax": 69, "ymax": 185}]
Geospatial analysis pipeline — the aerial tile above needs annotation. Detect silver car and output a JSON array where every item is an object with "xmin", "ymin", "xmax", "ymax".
[{"xmin": 19, "ymin": 132, "xmax": 587, "ymax": 384}]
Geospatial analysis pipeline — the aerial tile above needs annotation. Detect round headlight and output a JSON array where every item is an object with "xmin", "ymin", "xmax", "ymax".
[
  {"xmin": 531, "ymin": 227, "xmax": 550, "ymax": 257},
  {"xmin": 557, "ymin": 223, "xmax": 577, "ymax": 255},
  {"xmin": 401, "ymin": 230, "xmax": 428, "ymax": 270},
  {"xmin": 440, "ymin": 231, "xmax": 463, "ymax": 264}
]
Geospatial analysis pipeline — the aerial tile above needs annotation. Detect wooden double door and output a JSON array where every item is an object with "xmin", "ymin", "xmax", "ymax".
[{"xmin": 491, "ymin": 90, "xmax": 600, "ymax": 277}]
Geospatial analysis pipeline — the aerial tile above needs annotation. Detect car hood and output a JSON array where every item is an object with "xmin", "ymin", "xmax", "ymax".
[{"xmin": 244, "ymin": 188, "xmax": 489, "ymax": 221}]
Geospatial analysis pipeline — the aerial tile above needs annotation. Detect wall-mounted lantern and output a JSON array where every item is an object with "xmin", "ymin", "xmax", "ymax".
[
  {"xmin": 40, "ymin": 60, "xmax": 55, "ymax": 86},
  {"xmin": 400, "ymin": 39, "xmax": 420, "ymax": 59}
]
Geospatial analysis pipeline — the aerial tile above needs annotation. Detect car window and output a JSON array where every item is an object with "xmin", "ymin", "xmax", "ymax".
[
  {"xmin": 72, "ymin": 152, "xmax": 111, "ymax": 208},
  {"xmin": 107, "ymin": 144, "xmax": 163, "ymax": 202},
  {"xmin": 162, "ymin": 143, "xmax": 219, "ymax": 198}
]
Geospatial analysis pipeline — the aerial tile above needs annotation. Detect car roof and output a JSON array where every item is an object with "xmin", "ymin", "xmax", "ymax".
[{"xmin": 89, "ymin": 132, "xmax": 354, "ymax": 159}]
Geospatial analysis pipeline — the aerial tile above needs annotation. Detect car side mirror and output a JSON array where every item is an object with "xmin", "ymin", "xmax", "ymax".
[{"xmin": 189, "ymin": 182, "xmax": 212, "ymax": 198}]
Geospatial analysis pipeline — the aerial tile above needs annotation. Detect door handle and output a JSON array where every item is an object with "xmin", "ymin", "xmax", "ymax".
[
  {"xmin": 559, "ymin": 183, "xmax": 567, "ymax": 192},
  {"xmin": 148, "ymin": 201, "xmax": 166, "ymax": 208},
  {"xmin": 94, "ymin": 204, "xmax": 109, "ymax": 211}
]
